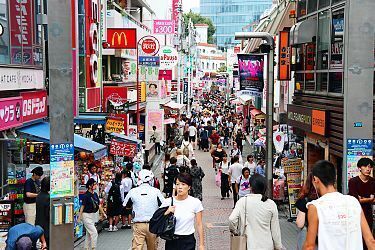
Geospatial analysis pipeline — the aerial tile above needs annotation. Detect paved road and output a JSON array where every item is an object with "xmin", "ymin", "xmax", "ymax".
[{"xmin": 75, "ymin": 140, "xmax": 299, "ymax": 249}]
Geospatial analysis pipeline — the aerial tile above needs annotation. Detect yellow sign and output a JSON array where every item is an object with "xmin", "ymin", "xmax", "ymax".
[
  {"xmin": 141, "ymin": 82, "xmax": 146, "ymax": 102},
  {"xmin": 106, "ymin": 118, "xmax": 124, "ymax": 133},
  {"xmin": 282, "ymin": 158, "xmax": 302, "ymax": 173},
  {"xmin": 111, "ymin": 32, "xmax": 128, "ymax": 47}
]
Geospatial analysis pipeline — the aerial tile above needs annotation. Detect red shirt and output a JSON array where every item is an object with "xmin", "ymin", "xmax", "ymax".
[{"xmin": 210, "ymin": 133, "xmax": 220, "ymax": 144}]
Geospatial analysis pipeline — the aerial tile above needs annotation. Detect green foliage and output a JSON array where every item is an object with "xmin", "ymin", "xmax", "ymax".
[
  {"xmin": 217, "ymin": 65, "xmax": 227, "ymax": 72},
  {"xmin": 183, "ymin": 11, "xmax": 216, "ymax": 44}
]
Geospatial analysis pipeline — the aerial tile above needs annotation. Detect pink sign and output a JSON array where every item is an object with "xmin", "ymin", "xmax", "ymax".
[
  {"xmin": 172, "ymin": 0, "xmax": 180, "ymax": 33},
  {"xmin": 154, "ymin": 20, "xmax": 176, "ymax": 34},
  {"xmin": 0, "ymin": 97, "xmax": 23, "ymax": 131},
  {"xmin": 21, "ymin": 90, "xmax": 48, "ymax": 123},
  {"xmin": 148, "ymin": 110, "xmax": 163, "ymax": 132}
]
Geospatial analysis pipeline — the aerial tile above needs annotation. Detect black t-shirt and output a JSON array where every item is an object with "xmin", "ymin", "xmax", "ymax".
[
  {"xmin": 24, "ymin": 178, "xmax": 41, "ymax": 204},
  {"xmin": 82, "ymin": 191, "xmax": 99, "ymax": 213}
]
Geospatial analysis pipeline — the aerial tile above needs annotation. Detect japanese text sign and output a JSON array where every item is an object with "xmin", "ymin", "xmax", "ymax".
[
  {"xmin": 0, "ymin": 202, "xmax": 13, "ymax": 232},
  {"xmin": 278, "ymin": 31, "xmax": 291, "ymax": 80},
  {"xmin": 159, "ymin": 46, "xmax": 178, "ymax": 70},
  {"xmin": 154, "ymin": 20, "xmax": 176, "ymax": 34},
  {"xmin": 9, "ymin": 0, "xmax": 33, "ymax": 47},
  {"xmin": 0, "ymin": 97, "xmax": 23, "ymax": 131},
  {"xmin": 139, "ymin": 56, "xmax": 160, "ymax": 67},
  {"xmin": 20, "ymin": 90, "xmax": 48, "ymax": 122},
  {"xmin": 50, "ymin": 143, "xmax": 74, "ymax": 198},
  {"xmin": 110, "ymin": 140, "xmax": 137, "ymax": 157},
  {"xmin": 347, "ymin": 139, "xmax": 373, "ymax": 185},
  {"xmin": 106, "ymin": 118, "xmax": 124, "ymax": 133},
  {"xmin": 107, "ymin": 28, "xmax": 137, "ymax": 49}
]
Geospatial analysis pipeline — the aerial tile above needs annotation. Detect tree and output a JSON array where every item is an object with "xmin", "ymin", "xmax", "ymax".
[
  {"xmin": 183, "ymin": 11, "xmax": 216, "ymax": 44},
  {"xmin": 217, "ymin": 65, "xmax": 227, "ymax": 73}
]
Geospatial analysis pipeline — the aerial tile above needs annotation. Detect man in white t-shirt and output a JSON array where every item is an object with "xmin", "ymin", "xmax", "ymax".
[
  {"xmin": 228, "ymin": 156, "xmax": 243, "ymax": 208},
  {"xmin": 304, "ymin": 160, "xmax": 375, "ymax": 250},
  {"xmin": 188, "ymin": 124, "xmax": 198, "ymax": 149}
]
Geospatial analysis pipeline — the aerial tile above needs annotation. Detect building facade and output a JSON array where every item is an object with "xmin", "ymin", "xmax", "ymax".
[{"xmin": 200, "ymin": 0, "xmax": 273, "ymax": 49}]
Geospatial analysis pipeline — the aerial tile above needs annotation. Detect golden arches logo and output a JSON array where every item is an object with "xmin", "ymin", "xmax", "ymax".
[{"xmin": 111, "ymin": 32, "xmax": 128, "ymax": 46}]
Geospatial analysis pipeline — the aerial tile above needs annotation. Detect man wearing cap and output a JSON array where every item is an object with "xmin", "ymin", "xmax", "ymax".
[
  {"xmin": 5, "ymin": 223, "xmax": 47, "ymax": 250},
  {"xmin": 23, "ymin": 166, "xmax": 43, "ymax": 225},
  {"xmin": 123, "ymin": 169, "xmax": 165, "ymax": 250}
]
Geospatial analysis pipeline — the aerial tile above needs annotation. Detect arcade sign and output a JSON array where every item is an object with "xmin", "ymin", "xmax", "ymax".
[{"xmin": 159, "ymin": 46, "xmax": 178, "ymax": 70}]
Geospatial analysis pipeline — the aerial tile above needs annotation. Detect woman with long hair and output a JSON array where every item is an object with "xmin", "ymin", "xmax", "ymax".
[
  {"xmin": 211, "ymin": 143, "xmax": 226, "ymax": 172},
  {"xmin": 229, "ymin": 174, "xmax": 282, "ymax": 250},
  {"xmin": 295, "ymin": 173, "xmax": 318, "ymax": 250},
  {"xmin": 219, "ymin": 154, "xmax": 231, "ymax": 200},
  {"xmin": 162, "ymin": 173, "xmax": 204, "ymax": 250}
]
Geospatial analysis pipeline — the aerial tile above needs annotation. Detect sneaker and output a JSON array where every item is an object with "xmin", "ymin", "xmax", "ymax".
[
  {"xmin": 121, "ymin": 225, "xmax": 127, "ymax": 229},
  {"xmin": 113, "ymin": 226, "xmax": 118, "ymax": 231},
  {"xmin": 125, "ymin": 225, "xmax": 131, "ymax": 229},
  {"xmin": 107, "ymin": 226, "xmax": 113, "ymax": 232},
  {"xmin": 221, "ymin": 197, "xmax": 225, "ymax": 200}
]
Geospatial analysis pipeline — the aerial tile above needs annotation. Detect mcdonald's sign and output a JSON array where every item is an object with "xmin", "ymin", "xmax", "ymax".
[{"xmin": 107, "ymin": 28, "xmax": 137, "ymax": 49}]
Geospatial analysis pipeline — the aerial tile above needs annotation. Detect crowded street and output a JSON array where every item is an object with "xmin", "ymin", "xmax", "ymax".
[{"xmin": 1, "ymin": 0, "xmax": 375, "ymax": 249}]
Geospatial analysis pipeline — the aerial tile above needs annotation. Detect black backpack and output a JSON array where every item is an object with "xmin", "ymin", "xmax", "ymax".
[
  {"xmin": 107, "ymin": 181, "xmax": 121, "ymax": 205},
  {"xmin": 166, "ymin": 165, "xmax": 179, "ymax": 183}
]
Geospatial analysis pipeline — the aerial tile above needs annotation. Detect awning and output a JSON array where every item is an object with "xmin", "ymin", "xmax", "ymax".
[
  {"xmin": 250, "ymin": 108, "xmax": 264, "ymax": 117},
  {"xmin": 163, "ymin": 101, "xmax": 185, "ymax": 110},
  {"xmin": 18, "ymin": 122, "xmax": 107, "ymax": 159},
  {"xmin": 290, "ymin": 18, "xmax": 317, "ymax": 45},
  {"xmin": 74, "ymin": 115, "xmax": 107, "ymax": 125}
]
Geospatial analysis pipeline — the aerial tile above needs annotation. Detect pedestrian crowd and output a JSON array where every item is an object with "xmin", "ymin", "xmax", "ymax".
[{"xmin": 6, "ymin": 89, "xmax": 375, "ymax": 250}]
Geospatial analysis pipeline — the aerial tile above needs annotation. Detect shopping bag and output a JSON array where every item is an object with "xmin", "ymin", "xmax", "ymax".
[
  {"xmin": 230, "ymin": 234, "xmax": 247, "ymax": 250},
  {"xmin": 215, "ymin": 170, "xmax": 221, "ymax": 187}
]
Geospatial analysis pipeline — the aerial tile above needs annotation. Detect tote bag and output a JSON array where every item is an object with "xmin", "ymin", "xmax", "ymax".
[{"xmin": 230, "ymin": 197, "xmax": 247, "ymax": 250}]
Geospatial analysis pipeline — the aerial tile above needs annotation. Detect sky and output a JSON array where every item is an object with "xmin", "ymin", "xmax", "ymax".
[{"xmin": 148, "ymin": 0, "xmax": 200, "ymax": 19}]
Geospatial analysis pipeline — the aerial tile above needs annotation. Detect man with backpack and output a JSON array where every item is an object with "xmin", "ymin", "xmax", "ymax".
[
  {"xmin": 180, "ymin": 134, "xmax": 194, "ymax": 158},
  {"xmin": 105, "ymin": 173, "xmax": 123, "ymax": 232},
  {"xmin": 163, "ymin": 157, "xmax": 180, "ymax": 198},
  {"xmin": 123, "ymin": 170, "xmax": 165, "ymax": 250},
  {"xmin": 200, "ymin": 127, "xmax": 209, "ymax": 152}
]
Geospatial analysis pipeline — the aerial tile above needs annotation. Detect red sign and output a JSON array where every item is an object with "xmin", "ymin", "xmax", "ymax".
[
  {"xmin": 141, "ymin": 38, "xmax": 159, "ymax": 55},
  {"xmin": 0, "ymin": 97, "xmax": 23, "ymax": 131},
  {"xmin": 9, "ymin": 0, "xmax": 34, "ymax": 64},
  {"xmin": 110, "ymin": 139, "xmax": 137, "ymax": 157},
  {"xmin": 158, "ymin": 70, "xmax": 172, "ymax": 80},
  {"xmin": 172, "ymin": 0, "xmax": 180, "ymax": 33},
  {"xmin": 85, "ymin": 0, "xmax": 99, "ymax": 88},
  {"xmin": 20, "ymin": 90, "xmax": 47, "ymax": 123},
  {"xmin": 107, "ymin": 28, "xmax": 137, "ymax": 49},
  {"xmin": 278, "ymin": 31, "xmax": 291, "ymax": 80},
  {"xmin": 103, "ymin": 86, "xmax": 127, "ymax": 112},
  {"xmin": 86, "ymin": 87, "xmax": 101, "ymax": 110}
]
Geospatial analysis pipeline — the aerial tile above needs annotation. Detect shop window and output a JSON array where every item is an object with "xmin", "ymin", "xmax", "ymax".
[
  {"xmin": 0, "ymin": 1, "xmax": 10, "ymax": 64},
  {"xmin": 307, "ymin": 0, "xmax": 317, "ymax": 14},
  {"xmin": 297, "ymin": 0, "xmax": 307, "ymax": 18},
  {"xmin": 79, "ymin": 56, "xmax": 86, "ymax": 87},
  {"xmin": 305, "ymin": 43, "xmax": 316, "ymax": 72},
  {"xmin": 330, "ymin": 10, "xmax": 344, "ymax": 69},
  {"xmin": 318, "ymin": 0, "xmax": 329, "ymax": 9},
  {"xmin": 78, "ymin": 14, "xmax": 86, "ymax": 55},
  {"xmin": 329, "ymin": 72, "xmax": 343, "ymax": 93},
  {"xmin": 317, "ymin": 10, "xmax": 330, "ymax": 70},
  {"xmin": 292, "ymin": 45, "xmax": 305, "ymax": 71},
  {"xmin": 316, "ymin": 72, "xmax": 328, "ymax": 92},
  {"xmin": 295, "ymin": 72, "xmax": 305, "ymax": 91},
  {"xmin": 305, "ymin": 73, "xmax": 316, "ymax": 91}
]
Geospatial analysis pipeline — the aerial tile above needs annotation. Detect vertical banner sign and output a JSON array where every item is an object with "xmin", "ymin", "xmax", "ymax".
[
  {"xmin": 9, "ymin": 0, "xmax": 34, "ymax": 64},
  {"xmin": 238, "ymin": 54, "xmax": 264, "ymax": 97},
  {"xmin": 346, "ymin": 139, "xmax": 373, "ymax": 186},
  {"xmin": 183, "ymin": 79, "xmax": 188, "ymax": 104},
  {"xmin": 282, "ymin": 158, "xmax": 303, "ymax": 218},
  {"xmin": 172, "ymin": 0, "xmax": 180, "ymax": 33},
  {"xmin": 0, "ymin": 97, "xmax": 23, "ymax": 131},
  {"xmin": 50, "ymin": 144, "xmax": 74, "ymax": 198},
  {"xmin": 278, "ymin": 31, "xmax": 291, "ymax": 80},
  {"xmin": 110, "ymin": 139, "xmax": 137, "ymax": 157},
  {"xmin": 305, "ymin": 43, "xmax": 315, "ymax": 80},
  {"xmin": 154, "ymin": 20, "xmax": 176, "ymax": 34}
]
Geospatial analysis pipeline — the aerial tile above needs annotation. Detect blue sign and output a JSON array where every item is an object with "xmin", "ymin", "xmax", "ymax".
[{"xmin": 138, "ymin": 56, "xmax": 160, "ymax": 66}]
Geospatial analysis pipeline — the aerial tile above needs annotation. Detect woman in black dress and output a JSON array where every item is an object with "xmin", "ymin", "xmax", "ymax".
[
  {"xmin": 211, "ymin": 143, "xmax": 226, "ymax": 172},
  {"xmin": 36, "ymin": 177, "xmax": 50, "ymax": 248}
]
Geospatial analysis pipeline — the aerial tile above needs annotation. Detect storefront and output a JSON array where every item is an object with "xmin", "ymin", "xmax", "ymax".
[
  {"xmin": 287, "ymin": 104, "xmax": 329, "ymax": 182},
  {"xmin": 162, "ymin": 101, "xmax": 185, "ymax": 144}
]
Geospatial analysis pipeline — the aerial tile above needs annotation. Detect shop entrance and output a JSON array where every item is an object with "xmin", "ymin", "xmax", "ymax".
[{"xmin": 307, "ymin": 143, "xmax": 325, "ymax": 174}]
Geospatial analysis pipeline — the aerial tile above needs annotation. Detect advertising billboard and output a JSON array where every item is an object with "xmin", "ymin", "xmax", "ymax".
[{"xmin": 238, "ymin": 54, "xmax": 264, "ymax": 97}]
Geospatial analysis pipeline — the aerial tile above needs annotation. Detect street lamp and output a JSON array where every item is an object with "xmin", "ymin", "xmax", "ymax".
[{"xmin": 235, "ymin": 32, "xmax": 275, "ymax": 198}]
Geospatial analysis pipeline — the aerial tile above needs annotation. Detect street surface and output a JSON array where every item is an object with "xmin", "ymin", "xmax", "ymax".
[{"xmin": 75, "ymin": 136, "xmax": 299, "ymax": 249}]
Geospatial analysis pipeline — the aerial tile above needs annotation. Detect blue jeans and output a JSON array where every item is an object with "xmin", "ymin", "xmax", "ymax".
[{"xmin": 223, "ymin": 136, "xmax": 229, "ymax": 146}]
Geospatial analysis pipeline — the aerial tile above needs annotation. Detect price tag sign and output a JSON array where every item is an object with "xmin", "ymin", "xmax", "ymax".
[{"xmin": 153, "ymin": 20, "xmax": 175, "ymax": 34}]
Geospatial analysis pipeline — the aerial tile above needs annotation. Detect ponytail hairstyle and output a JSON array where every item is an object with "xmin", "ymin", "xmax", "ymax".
[{"xmin": 249, "ymin": 174, "xmax": 268, "ymax": 202}]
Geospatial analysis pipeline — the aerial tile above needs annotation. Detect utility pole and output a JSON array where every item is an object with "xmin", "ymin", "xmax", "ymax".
[
  {"xmin": 235, "ymin": 32, "xmax": 275, "ymax": 198},
  {"xmin": 342, "ymin": 0, "xmax": 374, "ymax": 193},
  {"xmin": 176, "ymin": 2, "xmax": 182, "ymax": 104},
  {"xmin": 47, "ymin": 0, "xmax": 74, "ymax": 248}
]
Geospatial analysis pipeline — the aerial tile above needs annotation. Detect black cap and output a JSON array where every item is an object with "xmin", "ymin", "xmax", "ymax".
[{"xmin": 31, "ymin": 166, "xmax": 43, "ymax": 176}]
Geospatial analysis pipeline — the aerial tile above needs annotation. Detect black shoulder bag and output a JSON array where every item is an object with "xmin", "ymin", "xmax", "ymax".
[{"xmin": 149, "ymin": 197, "xmax": 176, "ymax": 240}]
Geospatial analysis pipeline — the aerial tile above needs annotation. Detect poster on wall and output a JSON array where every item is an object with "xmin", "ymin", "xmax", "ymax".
[
  {"xmin": 147, "ymin": 82, "xmax": 159, "ymax": 98},
  {"xmin": 347, "ymin": 139, "xmax": 373, "ymax": 186},
  {"xmin": 128, "ymin": 125, "xmax": 138, "ymax": 139},
  {"xmin": 238, "ymin": 54, "xmax": 264, "ymax": 97},
  {"xmin": 50, "ymin": 143, "xmax": 74, "ymax": 198},
  {"xmin": 282, "ymin": 158, "xmax": 303, "ymax": 218}
]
